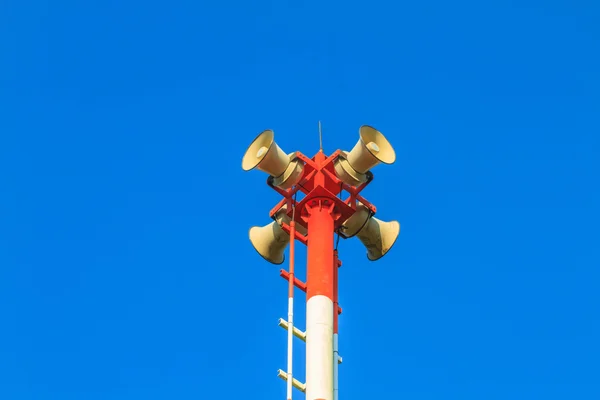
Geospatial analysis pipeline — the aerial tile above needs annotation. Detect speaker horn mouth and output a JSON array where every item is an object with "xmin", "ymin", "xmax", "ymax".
[
  {"xmin": 242, "ymin": 129, "xmax": 275, "ymax": 171},
  {"xmin": 359, "ymin": 125, "xmax": 396, "ymax": 165},
  {"xmin": 248, "ymin": 226, "xmax": 286, "ymax": 265},
  {"xmin": 366, "ymin": 220, "xmax": 400, "ymax": 262}
]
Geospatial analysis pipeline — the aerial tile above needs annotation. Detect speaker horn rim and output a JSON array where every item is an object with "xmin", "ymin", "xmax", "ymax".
[
  {"xmin": 366, "ymin": 220, "xmax": 400, "ymax": 262},
  {"xmin": 248, "ymin": 226, "xmax": 286, "ymax": 265},
  {"xmin": 359, "ymin": 125, "xmax": 396, "ymax": 165},
  {"xmin": 241, "ymin": 129, "xmax": 275, "ymax": 171}
]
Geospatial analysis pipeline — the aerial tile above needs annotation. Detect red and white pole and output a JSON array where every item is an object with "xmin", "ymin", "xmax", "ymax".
[
  {"xmin": 304, "ymin": 198, "xmax": 335, "ymax": 400},
  {"xmin": 303, "ymin": 152, "xmax": 340, "ymax": 400}
]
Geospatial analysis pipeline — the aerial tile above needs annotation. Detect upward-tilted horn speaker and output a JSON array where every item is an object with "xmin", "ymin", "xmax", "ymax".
[
  {"xmin": 242, "ymin": 129, "xmax": 304, "ymax": 189},
  {"xmin": 334, "ymin": 125, "xmax": 396, "ymax": 186},
  {"xmin": 248, "ymin": 205, "xmax": 307, "ymax": 264}
]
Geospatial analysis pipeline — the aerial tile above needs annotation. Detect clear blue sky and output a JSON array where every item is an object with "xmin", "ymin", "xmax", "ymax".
[{"xmin": 1, "ymin": 0, "xmax": 599, "ymax": 399}]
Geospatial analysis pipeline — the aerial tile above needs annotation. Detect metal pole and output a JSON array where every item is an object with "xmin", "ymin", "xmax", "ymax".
[
  {"xmin": 305, "ymin": 195, "xmax": 336, "ymax": 400},
  {"xmin": 333, "ymin": 250, "xmax": 340, "ymax": 400},
  {"xmin": 286, "ymin": 218, "xmax": 296, "ymax": 400}
]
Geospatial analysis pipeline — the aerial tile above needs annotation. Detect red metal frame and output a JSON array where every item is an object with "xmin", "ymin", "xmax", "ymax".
[
  {"xmin": 275, "ymin": 149, "xmax": 378, "ymax": 320},
  {"xmin": 268, "ymin": 150, "xmax": 377, "ymax": 242}
]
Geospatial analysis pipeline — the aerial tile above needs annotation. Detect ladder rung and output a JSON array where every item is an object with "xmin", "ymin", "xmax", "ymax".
[
  {"xmin": 277, "ymin": 369, "xmax": 306, "ymax": 393},
  {"xmin": 278, "ymin": 318, "xmax": 306, "ymax": 341}
]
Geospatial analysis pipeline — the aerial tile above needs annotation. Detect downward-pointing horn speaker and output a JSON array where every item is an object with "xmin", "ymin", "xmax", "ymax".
[
  {"xmin": 334, "ymin": 125, "xmax": 396, "ymax": 186},
  {"xmin": 242, "ymin": 129, "xmax": 304, "ymax": 189},
  {"xmin": 248, "ymin": 222, "xmax": 289, "ymax": 265},
  {"xmin": 248, "ymin": 205, "xmax": 307, "ymax": 264},
  {"xmin": 355, "ymin": 216, "xmax": 400, "ymax": 261}
]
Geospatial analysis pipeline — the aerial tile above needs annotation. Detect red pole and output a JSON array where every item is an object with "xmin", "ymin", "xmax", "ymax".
[
  {"xmin": 304, "ymin": 197, "xmax": 336, "ymax": 400},
  {"xmin": 306, "ymin": 199, "xmax": 335, "ymax": 301},
  {"xmin": 303, "ymin": 151, "xmax": 340, "ymax": 400}
]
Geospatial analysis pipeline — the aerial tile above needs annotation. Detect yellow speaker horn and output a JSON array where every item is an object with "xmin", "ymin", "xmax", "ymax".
[
  {"xmin": 355, "ymin": 216, "xmax": 400, "ymax": 261},
  {"xmin": 242, "ymin": 129, "xmax": 289, "ymax": 176},
  {"xmin": 334, "ymin": 125, "xmax": 396, "ymax": 186},
  {"xmin": 248, "ymin": 222, "xmax": 289, "ymax": 265},
  {"xmin": 248, "ymin": 205, "xmax": 307, "ymax": 264},
  {"xmin": 242, "ymin": 129, "xmax": 304, "ymax": 189}
]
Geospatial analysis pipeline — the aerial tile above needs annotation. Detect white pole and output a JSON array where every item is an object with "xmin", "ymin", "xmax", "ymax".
[
  {"xmin": 306, "ymin": 295, "xmax": 334, "ymax": 400},
  {"xmin": 333, "ymin": 333, "xmax": 339, "ymax": 400},
  {"xmin": 287, "ymin": 296, "xmax": 294, "ymax": 400}
]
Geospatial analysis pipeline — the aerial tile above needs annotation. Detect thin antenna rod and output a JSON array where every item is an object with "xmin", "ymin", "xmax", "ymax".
[{"xmin": 318, "ymin": 121, "xmax": 323, "ymax": 152}]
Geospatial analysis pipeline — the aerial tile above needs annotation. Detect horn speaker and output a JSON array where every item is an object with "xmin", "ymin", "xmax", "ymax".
[
  {"xmin": 248, "ymin": 205, "xmax": 307, "ymax": 264},
  {"xmin": 356, "ymin": 217, "xmax": 400, "ymax": 261},
  {"xmin": 248, "ymin": 222, "xmax": 288, "ymax": 265},
  {"xmin": 341, "ymin": 202, "xmax": 400, "ymax": 261},
  {"xmin": 242, "ymin": 129, "xmax": 304, "ymax": 189},
  {"xmin": 334, "ymin": 125, "xmax": 396, "ymax": 186},
  {"xmin": 339, "ymin": 201, "xmax": 372, "ymax": 238}
]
